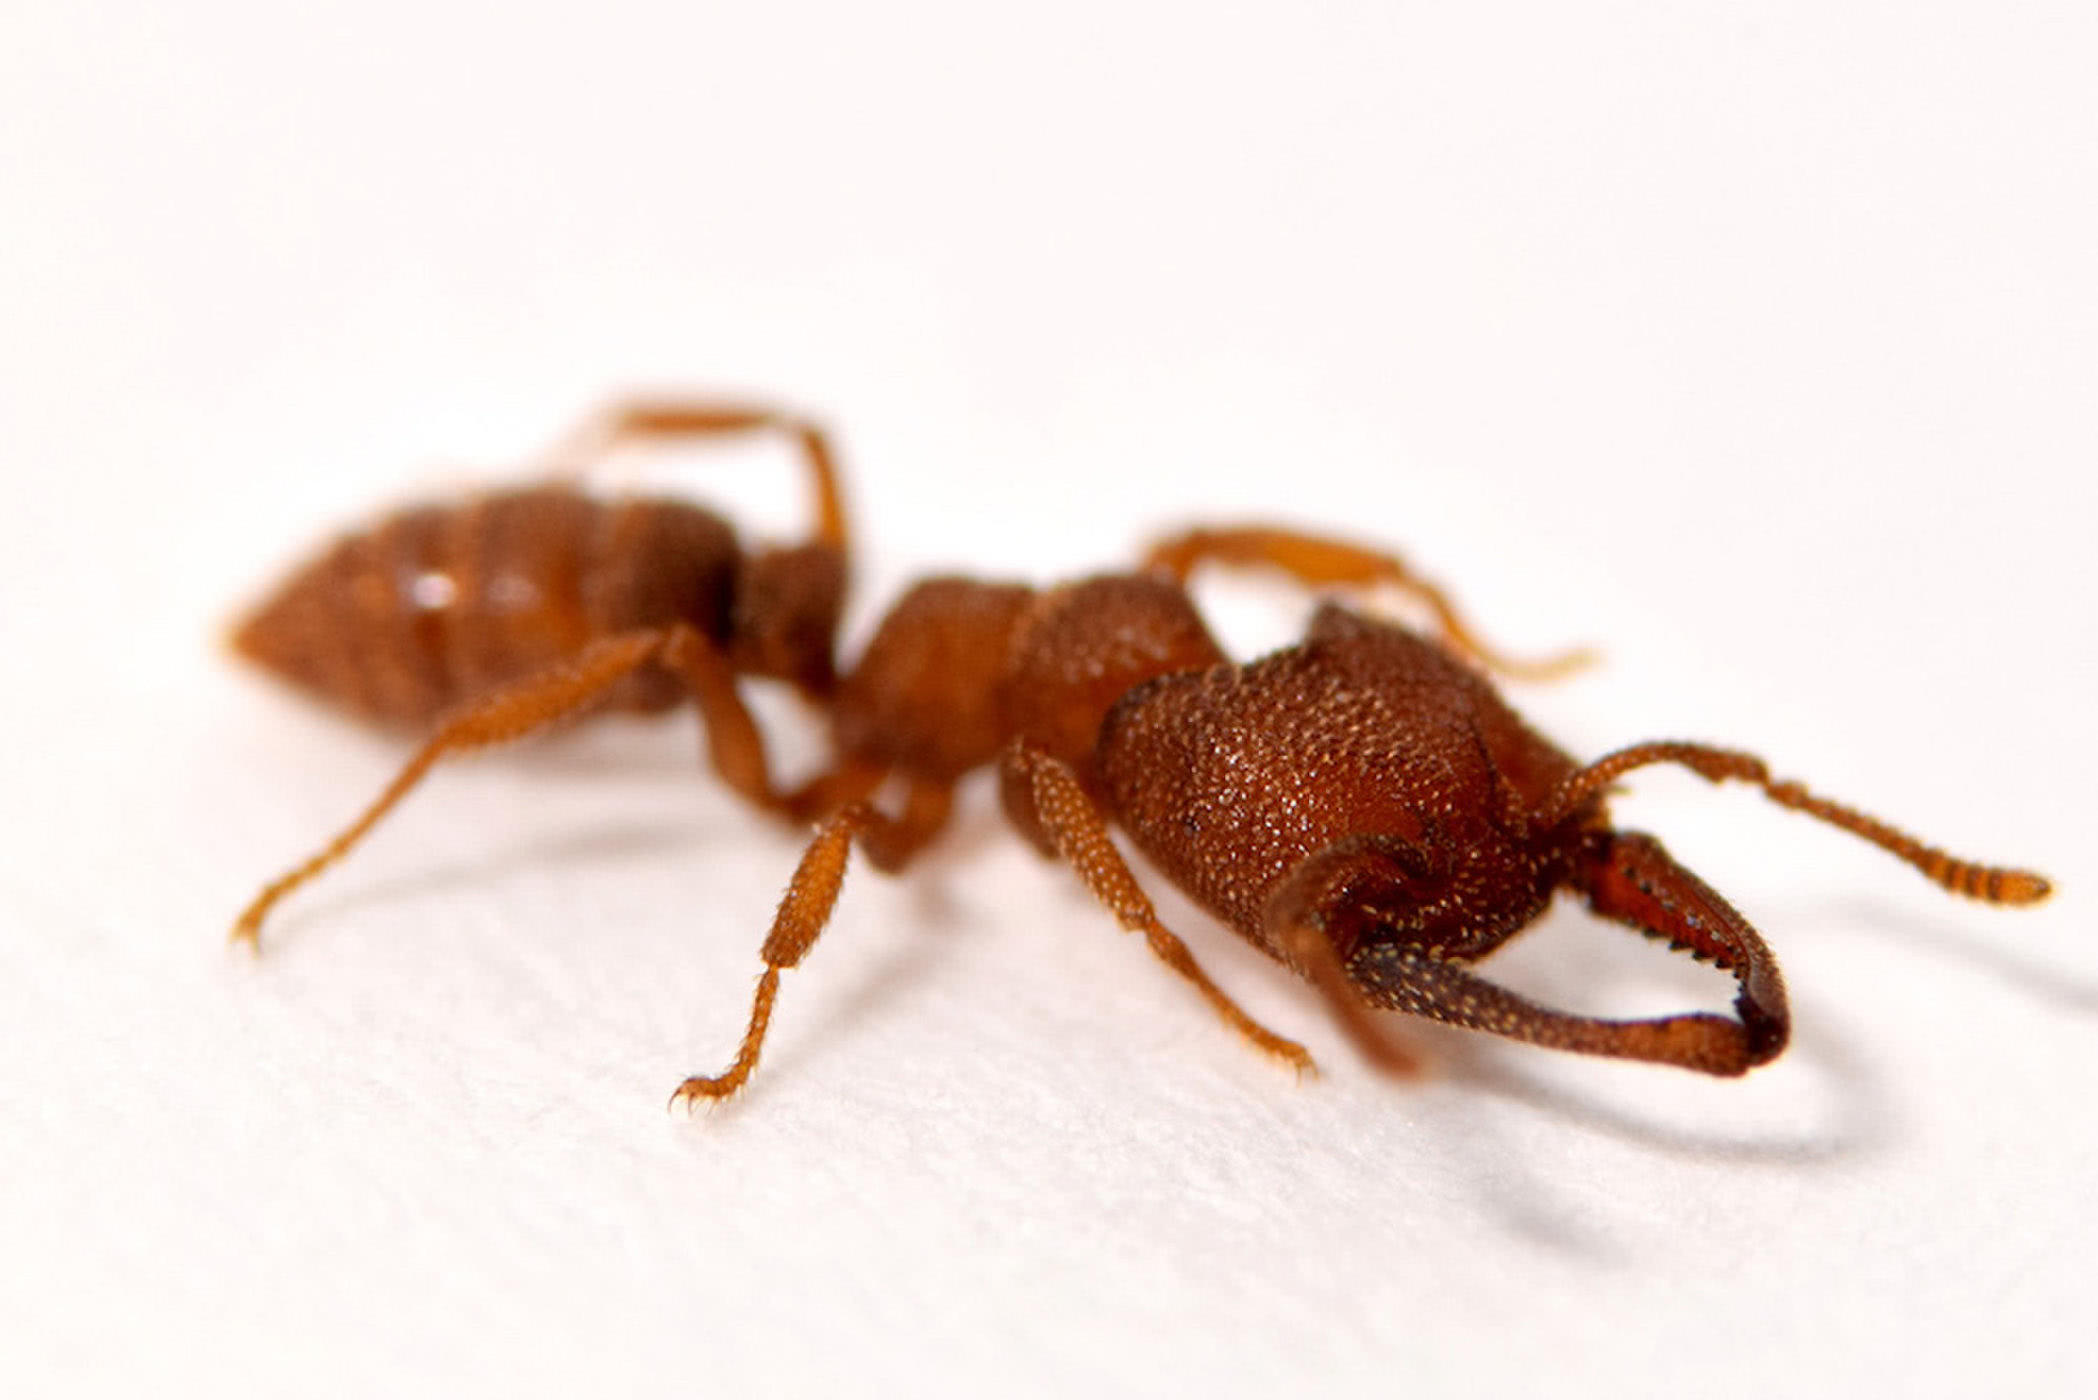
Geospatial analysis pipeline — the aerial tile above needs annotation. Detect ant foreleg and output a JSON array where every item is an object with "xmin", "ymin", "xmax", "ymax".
[
  {"xmin": 1275, "ymin": 923, "xmax": 1425, "ymax": 1077},
  {"xmin": 1141, "ymin": 524, "xmax": 1594, "ymax": 681},
  {"xmin": 1001, "ymin": 742, "xmax": 1316, "ymax": 1077},
  {"xmin": 1260, "ymin": 848, "xmax": 1425, "ymax": 1077}
]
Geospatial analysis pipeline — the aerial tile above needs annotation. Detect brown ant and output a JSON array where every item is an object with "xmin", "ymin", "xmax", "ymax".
[{"xmin": 231, "ymin": 483, "xmax": 2052, "ymax": 1104}]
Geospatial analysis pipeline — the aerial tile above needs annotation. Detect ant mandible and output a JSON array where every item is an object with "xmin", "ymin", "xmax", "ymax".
[
  {"xmin": 229, "ymin": 394, "xmax": 852, "ymax": 943},
  {"xmin": 230, "ymin": 468, "xmax": 2052, "ymax": 1101}
]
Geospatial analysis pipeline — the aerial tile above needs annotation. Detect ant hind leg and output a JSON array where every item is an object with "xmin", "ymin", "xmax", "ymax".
[
  {"xmin": 232, "ymin": 630, "xmax": 673, "ymax": 948},
  {"xmin": 539, "ymin": 395, "xmax": 849, "ymax": 553},
  {"xmin": 1260, "ymin": 847, "xmax": 1426, "ymax": 1077},
  {"xmin": 233, "ymin": 622, "xmax": 805, "ymax": 948}
]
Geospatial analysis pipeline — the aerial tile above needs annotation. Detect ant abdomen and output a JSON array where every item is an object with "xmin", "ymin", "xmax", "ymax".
[{"xmin": 233, "ymin": 485, "xmax": 740, "ymax": 727}]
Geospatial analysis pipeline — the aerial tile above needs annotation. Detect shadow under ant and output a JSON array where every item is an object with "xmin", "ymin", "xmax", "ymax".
[
  {"xmin": 1387, "ymin": 1003, "xmax": 1889, "ymax": 1264},
  {"xmin": 254, "ymin": 816, "xmax": 751, "ymax": 957},
  {"xmin": 1436, "ymin": 993, "xmax": 1888, "ymax": 1166},
  {"xmin": 1424, "ymin": 884, "xmax": 2092, "ymax": 1261},
  {"xmin": 1336, "ymin": 894, "xmax": 1904, "ymax": 1262},
  {"xmin": 717, "ymin": 926, "xmax": 953, "ymax": 1108}
]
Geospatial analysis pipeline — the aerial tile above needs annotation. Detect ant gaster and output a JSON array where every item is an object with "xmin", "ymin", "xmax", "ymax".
[
  {"xmin": 230, "ymin": 396, "xmax": 851, "ymax": 940},
  {"xmin": 232, "ymin": 459, "xmax": 2052, "ymax": 1102}
]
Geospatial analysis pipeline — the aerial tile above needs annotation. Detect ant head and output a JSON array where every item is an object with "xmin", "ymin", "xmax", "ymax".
[
  {"xmin": 731, "ymin": 542, "xmax": 847, "ymax": 699},
  {"xmin": 1273, "ymin": 830, "xmax": 1556, "ymax": 979}
]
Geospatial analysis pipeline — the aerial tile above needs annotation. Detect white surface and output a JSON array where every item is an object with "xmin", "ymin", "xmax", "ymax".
[{"xmin": 3, "ymin": 3, "xmax": 2093, "ymax": 1396}]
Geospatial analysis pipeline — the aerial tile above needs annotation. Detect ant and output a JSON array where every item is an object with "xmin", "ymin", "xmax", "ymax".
[
  {"xmin": 229, "ymin": 394, "xmax": 854, "ymax": 940},
  {"xmin": 231, "ymin": 475, "xmax": 2052, "ymax": 1103}
]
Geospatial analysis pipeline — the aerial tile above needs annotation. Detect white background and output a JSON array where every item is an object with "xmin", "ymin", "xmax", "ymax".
[{"xmin": 3, "ymin": 3, "xmax": 2093, "ymax": 1395}]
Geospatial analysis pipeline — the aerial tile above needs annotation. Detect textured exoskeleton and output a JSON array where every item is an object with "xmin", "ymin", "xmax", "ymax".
[
  {"xmin": 652, "ymin": 528, "xmax": 2045, "ymax": 1104},
  {"xmin": 231, "ymin": 499, "xmax": 2050, "ymax": 1105}
]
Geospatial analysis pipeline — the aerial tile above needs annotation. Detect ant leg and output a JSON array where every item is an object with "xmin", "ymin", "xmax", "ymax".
[
  {"xmin": 784, "ymin": 759, "xmax": 886, "ymax": 825},
  {"xmin": 784, "ymin": 762, "xmax": 959, "ymax": 866},
  {"xmin": 234, "ymin": 631, "xmax": 670, "ymax": 947},
  {"xmin": 1260, "ymin": 849, "xmax": 1425, "ymax": 1077},
  {"xmin": 670, "ymin": 801, "xmax": 879, "ymax": 1108},
  {"xmin": 668, "ymin": 780, "xmax": 950, "ymax": 1108},
  {"xmin": 1542, "ymin": 740, "xmax": 2053, "ymax": 905},
  {"xmin": 660, "ymin": 624, "xmax": 811, "ymax": 817},
  {"xmin": 540, "ymin": 396, "xmax": 848, "ymax": 552},
  {"xmin": 232, "ymin": 623, "xmax": 787, "ymax": 947},
  {"xmin": 1276, "ymin": 924, "xmax": 1424, "ymax": 1077},
  {"xmin": 1001, "ymin": 742, "xmax": 1316, "ymax": 1076},
  {"xmin": 1142, "ymin": 525, "xmax": 1593, "ymax": 680},
  {"xmin": 859, "ymin": 777, "xmax": 954, "ymax": 872}
]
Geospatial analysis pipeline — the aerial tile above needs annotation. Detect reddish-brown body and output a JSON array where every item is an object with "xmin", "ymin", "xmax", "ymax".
[
  {"xmin": 231, "ymin": 431, "xmax": 2050, "ymax": 1105},
  {"xmin": 814, "ymin": 571, "xmax": 1583, "ymax": 951},
  {"xmin": 232, "ymin": 397, "xmax": 851, "ymax": 730},
  {"xmin": 227, "ymin": 397, "xmax": 853, "ymax": 947},
  {"xmin": 643, "ymin": 549, "xmax": 2040, "ymax": 1097},
  {"xmin": 238, "ymin": 488, "xmax": 756, "ymax": 724},
  {"xmin": 1100, "ymin": 604, "xmax": 1579, "ymax": 960},
  {"xmin": 828, "ymin": 573, "xmax": 1221, "ymax": 794}
]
